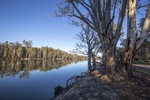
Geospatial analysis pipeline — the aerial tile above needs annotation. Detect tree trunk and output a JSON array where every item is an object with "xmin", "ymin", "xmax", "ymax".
[
  {"xmin": 123, "ymin": 50, "xmax": 134, "ymax": 77},
  {"xmin": 88, "ymin": 44, "xmax": 92, "ymax": 71},
  {"xmin": 104, "ymin": 45, "xmax": 116, "ymax": 78},
  {"xmin": 123, "ymin": 0, "xmax": 137, "ymax": 77},
  {"xmin": 92, "ymin": 52, "xmax": 96, "ymax": 70}
]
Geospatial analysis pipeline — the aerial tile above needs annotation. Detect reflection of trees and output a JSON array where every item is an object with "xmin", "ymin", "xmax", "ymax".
[{"xmin": 0, "ymin": 59, "xmax": 83, "ymax": 79}]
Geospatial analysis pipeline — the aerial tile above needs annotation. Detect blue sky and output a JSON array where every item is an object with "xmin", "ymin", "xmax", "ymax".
[
  {"xmin": 0, "ymin": 0, "xmax": 147, "ymax": 52},
  {"xmin": 0, "ymin": 0, "xmax": 81, "ymax": 52}
]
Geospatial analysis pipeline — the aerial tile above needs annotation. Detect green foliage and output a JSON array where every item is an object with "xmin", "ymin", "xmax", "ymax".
[
  {"xmin": 136, "ymin": 40, "xmax": 150, "ymax": 63},
  {"xmin": 23, "ymin": 40, "xmax": 33, "ymax": 47},
  {"xmin": 0, "ymin": 40, "xmax": 87, "ymax": 61}
]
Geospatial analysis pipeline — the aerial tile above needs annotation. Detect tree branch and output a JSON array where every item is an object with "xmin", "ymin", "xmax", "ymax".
[
  {"xmin": 113, "ymin": 0, "xmax": 128, "ymax": 45},
  {"xmin": 136, "ymin": 4, "xmax": 150, "ymax": 50},
  {"xmin": 71, "ymin": 2, "xmax": 101, "ymax": 34},
  {"xmin": 105, "ymin": 15, "xmax": 115, "ymax": 34},
  {"xmin": 137, "ymin": 3, "xmax": 150, "ymax": 9},
  {"xmin": 81, "ymin": 0, "xmax": 90, "ymax": 8}
]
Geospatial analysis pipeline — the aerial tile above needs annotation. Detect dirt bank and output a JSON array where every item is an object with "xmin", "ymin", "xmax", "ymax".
[{"xmin": 52, "ymin": 65, "xmax": 150, "ymax": 100}]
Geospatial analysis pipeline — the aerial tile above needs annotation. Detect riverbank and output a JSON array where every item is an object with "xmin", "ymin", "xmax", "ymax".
[{"xmin": 53, "ymin": 64, "xmax": 150, "ymax": 100}]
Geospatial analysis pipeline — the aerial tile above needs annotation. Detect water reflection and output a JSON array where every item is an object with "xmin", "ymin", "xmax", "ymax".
[
  {"xmin": 0, "ymin": 60, "xmax": 87, "ymax": 100},
  {"xmin": 0, "ymin": 59, "xmax": 79, "ymax": 79}
]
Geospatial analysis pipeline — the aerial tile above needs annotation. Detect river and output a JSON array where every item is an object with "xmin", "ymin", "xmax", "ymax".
[{"xmin": 0, "ymin": 60, "xmax": 87, "ymax": 100}]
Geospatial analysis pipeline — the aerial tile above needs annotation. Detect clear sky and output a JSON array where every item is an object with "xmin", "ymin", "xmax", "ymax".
[
  {"xmin": 0, "ymin": 0, "xmax": 148, "ymax": 52},
  {"xmin": 0, "ymin": 0, "xmax": 81, "ymax": 52}
]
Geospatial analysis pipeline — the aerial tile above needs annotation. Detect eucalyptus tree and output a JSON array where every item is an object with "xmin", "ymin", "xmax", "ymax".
[
  {"xmin": 8, "ymin": 42, "xmax": 16, "ymax": 59},
  {"xmin": 0, "ymin": 42, "xmax": 4, "ymax": 58},
  {"xmin": 16, "ymin": 46, "xmax": 23, "ymax": 58},
  {"xmin": 22, "ymin": 40, "xmax": 33, "ymax": 48},
  {"xmin": 47, "ymin": 49, "xmax": 53, "ymax": 59},
  {"xmin": 42, "ymin": 46, "xmax": 48, "ymax": 61},
  {"xmin": 15, "ymin": 41, "xmax": 23, "ymax": 59},
  {"xmin": 56, "ymin": 0, "xmax": 150, "ymax": 79},
  {"xmin": 2, "ymin": 41, "xmax": 9, "ymax": 58},
  {"xmin": 123, "ymin": 0, "xmax": 150, "ymax": 77},
  {"xmin": 30, "ymin": 48, "xmax": 38, "ymax": 58},
  {"xmin": 74, "ymin": 23, "xmax": 101, "ymax": 70},
  {"xmin": 37, "ymin": 48, "xmax": 42, "ymax": 59},
  {"xmin": 22, "ymin": 40, "xmax": 33, "ymax": 58}
]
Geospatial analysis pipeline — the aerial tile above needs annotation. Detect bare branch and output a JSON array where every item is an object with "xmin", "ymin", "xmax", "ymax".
[
  {"xmin": 136, "ymin": 4, "xmax": 150, "ymax": 50},
  {"xmin": 81, "ymin": 0, "xmax": 90, "ymax": 8},
  {"xmin": 137, "ymin": 3, "xmax": 150, "ymax": 9},
  {"xmin": 78, "ymin": 0, "xmax": 96, "ymax": 27},
  {"xmin": 113, "ymin": 0, "xmax": 128, "ymax": 45},
  {"xmin": 105, "ymin": 15, "xmax": 115, "ymax": 34},
  {"xmin": 71, "ymin": 2, "xmax": 100, "ymax": 33}
]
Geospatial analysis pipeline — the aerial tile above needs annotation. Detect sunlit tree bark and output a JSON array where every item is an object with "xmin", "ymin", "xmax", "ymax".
[{"xmin": 123, "ymin": 0, "xmax": 150, "ymax": 77}]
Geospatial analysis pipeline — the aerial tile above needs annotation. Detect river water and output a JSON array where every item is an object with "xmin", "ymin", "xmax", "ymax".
[{"xmin": 0, "ymin": 60, "xmax": 87, "ymax": 100}]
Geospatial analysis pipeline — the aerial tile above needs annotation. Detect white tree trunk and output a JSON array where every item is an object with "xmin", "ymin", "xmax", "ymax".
[{"xmin": 123, "ymin": 0, "xmax": 150, "ymax": 77}]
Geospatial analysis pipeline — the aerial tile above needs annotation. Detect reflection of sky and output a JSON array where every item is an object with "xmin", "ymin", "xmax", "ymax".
[{"xmin": 0, "ymin": 61, "xmax": 87, "ymax": 100}]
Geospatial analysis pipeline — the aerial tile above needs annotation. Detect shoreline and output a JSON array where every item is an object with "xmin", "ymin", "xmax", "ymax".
[{"xmin": 52, "ymin": 65, "xmax": 150, "ymax": 100}]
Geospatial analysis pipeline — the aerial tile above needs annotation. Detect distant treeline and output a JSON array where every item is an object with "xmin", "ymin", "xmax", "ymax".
[{"xmin": 0, "ymin": 40, "xmax": 87, "ymax": 61}]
